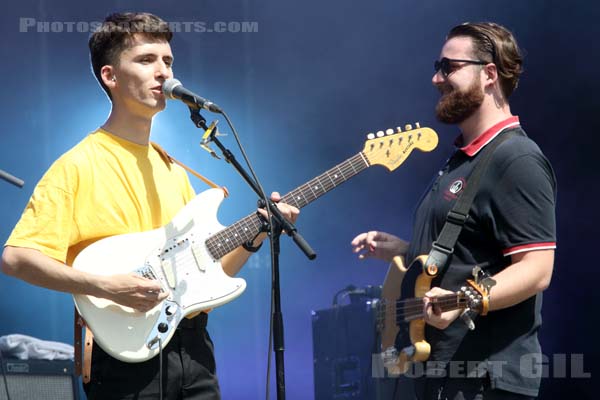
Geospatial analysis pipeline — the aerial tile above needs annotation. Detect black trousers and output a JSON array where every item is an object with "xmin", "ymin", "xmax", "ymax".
[
  {"xmin": 84, "ymin": 313, "xmax": 220, "ymax": 400},
  {"xmin": 412, "ymin": 376, "xmax": 536, "ymax": 400}
]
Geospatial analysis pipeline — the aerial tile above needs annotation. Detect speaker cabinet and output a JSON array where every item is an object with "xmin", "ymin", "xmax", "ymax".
[
  {"xmin": 0, "ymin": 359, "xmax": 78, "ymax": 400},
  {"xmin": 312, "ymin": 298, "xmax": 390, "ymax": 400}
]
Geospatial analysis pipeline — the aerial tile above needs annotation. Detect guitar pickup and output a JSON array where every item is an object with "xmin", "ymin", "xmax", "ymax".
[
  {"xmin": 191, "ymin": 244, "xmax": 206, "ymax": 272},
  {"xmin": 160, "ymin": 259, "xmax": 176, "ymax": 289}
]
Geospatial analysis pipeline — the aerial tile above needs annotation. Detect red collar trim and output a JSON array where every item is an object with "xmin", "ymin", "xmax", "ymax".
[{"xmin": 456, "ymin": 116, "xmax": 520, "ymax": 157}]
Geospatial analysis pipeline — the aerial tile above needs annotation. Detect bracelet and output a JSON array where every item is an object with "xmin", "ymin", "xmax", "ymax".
[{"xmin": 242, "ymin": 240, "xmax": 263, "ymax": 253}]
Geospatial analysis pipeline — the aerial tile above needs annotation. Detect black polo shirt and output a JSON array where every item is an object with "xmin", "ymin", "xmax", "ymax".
[{"xmin": 405, "ymin": 116, "xmax": 557, "ymax": 397}]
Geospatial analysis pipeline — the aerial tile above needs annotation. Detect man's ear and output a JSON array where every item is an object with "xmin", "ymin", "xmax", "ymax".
[
  {"xmin": 483, "ymin": 63, "xmax": 499, "ymax": 88},
  {"xmin": 100, "ymin": 65, "xmax": 117, "ymax": 89}
]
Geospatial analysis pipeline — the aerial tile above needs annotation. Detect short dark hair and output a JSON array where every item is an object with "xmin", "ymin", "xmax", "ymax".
[
  {"xmin": 89, "ymin": 12, "xmax": 173, "ymax": 99},
  {"xmin": 447, "ymin": 22, "xmax": 523, "ymax": 98}
]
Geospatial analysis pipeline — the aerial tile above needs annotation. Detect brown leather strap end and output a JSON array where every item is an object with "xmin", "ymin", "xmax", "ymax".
[
  {"xmin": 83, "ymin": 327, "xmax": 94, "ymax": 384},
  {"xmin": 74, "ymin": 308, "xmax": 94, "ymax": 384}
]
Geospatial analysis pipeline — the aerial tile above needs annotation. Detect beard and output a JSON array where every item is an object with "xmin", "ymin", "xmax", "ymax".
[{"xmin": 435, "ymin": 78, "xmax": 484, "ymax": 124}]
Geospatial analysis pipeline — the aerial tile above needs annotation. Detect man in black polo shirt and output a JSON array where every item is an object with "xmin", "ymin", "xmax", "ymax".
[{"xmin": 352, "ymin": 22, "xmax": 556, "ymax": 399}]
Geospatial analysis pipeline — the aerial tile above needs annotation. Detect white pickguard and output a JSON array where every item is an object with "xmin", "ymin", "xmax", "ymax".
[{"xmin": 72, "ymin": 189, "xmax": 246, "ymax": 363}]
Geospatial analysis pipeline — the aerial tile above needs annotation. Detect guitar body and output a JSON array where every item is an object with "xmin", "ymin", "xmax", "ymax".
[
  {"xmin": 73, "ymin": 188, "xmax": 246, "ymax": 363},
  {"xmin": 380, "ymin": 255, "xmax": 433, "ymax": 376}
]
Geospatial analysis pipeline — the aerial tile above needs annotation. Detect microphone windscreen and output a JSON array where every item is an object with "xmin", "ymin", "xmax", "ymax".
[{"xmin": 162, "ymin": 79, "xmax": 182, "ymax": 99}]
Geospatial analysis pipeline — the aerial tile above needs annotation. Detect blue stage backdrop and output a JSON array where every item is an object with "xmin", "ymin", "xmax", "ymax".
[{"xmin": 1, "ymin": 1, "xmax": 598, "ymax": 399}]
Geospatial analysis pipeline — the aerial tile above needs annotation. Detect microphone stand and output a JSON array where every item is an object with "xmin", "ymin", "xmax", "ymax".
[
  {"xmin": 0, "ymin": 169, "xmax": 24, "ymax": 188},
  {"xmin": 188, "ymin": 107, "xmax": 315, "ymax": 400}
]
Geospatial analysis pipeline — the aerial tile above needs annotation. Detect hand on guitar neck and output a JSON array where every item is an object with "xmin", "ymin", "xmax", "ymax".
[
  {"xmin": 351, "ymin": 230, "xmax": 409, "ymax": 262},
  {"xmin": 423, "ymin": 286, "xmax": 463, "ymax": 330}
]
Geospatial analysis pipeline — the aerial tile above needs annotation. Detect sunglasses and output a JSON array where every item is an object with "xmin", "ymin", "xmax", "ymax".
[{"xmin": 434, "ymin": 57, "xmax": 489, "ymax": 78}]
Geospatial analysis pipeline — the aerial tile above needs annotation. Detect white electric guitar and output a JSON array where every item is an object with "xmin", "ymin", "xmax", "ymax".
[{"xmin": 73, "ymin": 124, "xmax": 438, "ymax": 362}]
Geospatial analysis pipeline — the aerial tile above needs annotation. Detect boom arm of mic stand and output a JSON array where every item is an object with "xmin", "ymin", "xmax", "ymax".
[
  {"xmin": 258, "ymin": 199, "xmax": 316, "ymax": 260},
  {"xmin": 0, "ymin": 168, "xmax": 25, "ymax": 188}
]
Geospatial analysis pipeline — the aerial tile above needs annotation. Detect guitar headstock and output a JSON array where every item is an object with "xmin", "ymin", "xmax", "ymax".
[
  {"xmin": 362, "ymin": 123, "xmax": 438, "ymax": 171},
  {"xmin": 463, "ymin": 267, "xmax": 496, "ymax": 316}
]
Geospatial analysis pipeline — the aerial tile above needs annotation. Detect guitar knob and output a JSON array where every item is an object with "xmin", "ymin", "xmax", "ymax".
[{"xmin": 158, "ymin": 322, "xmax": 168, "ymax": 333}]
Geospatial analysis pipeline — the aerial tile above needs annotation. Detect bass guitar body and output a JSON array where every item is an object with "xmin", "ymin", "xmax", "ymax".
[
  {"xmin": 380, "ymin": 255, "xmax": 433, "ymax": 376},
  {"xmin": 379, "ymin": 255, "xmax": 493, "ymax": 376}
]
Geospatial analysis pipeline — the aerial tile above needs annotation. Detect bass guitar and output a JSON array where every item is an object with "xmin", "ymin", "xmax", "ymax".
[
  {"xmin": 73, "ymin": 123, "xmax": 438, "ymax": 362},
  {"xmin": 378, "ymin": 256, "xmax": 495, "ymax": 376}
]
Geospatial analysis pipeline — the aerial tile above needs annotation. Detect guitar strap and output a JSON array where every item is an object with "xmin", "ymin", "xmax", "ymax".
[
  {"xmin": 74, "ymin": 142, "xmax": 228, "ymax": 382},
  {"xmin": 150, "ymin": 141, "xmax": 229, "ymax": 197},
  {"xmin": 423, "ymin": 130, "xmax": 515, "ymax": 277}
]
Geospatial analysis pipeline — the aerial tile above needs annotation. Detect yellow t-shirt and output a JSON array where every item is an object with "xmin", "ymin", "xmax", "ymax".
[{"xmin": 6, "ymin": 129, "xmax": 196, "ymax": 266}]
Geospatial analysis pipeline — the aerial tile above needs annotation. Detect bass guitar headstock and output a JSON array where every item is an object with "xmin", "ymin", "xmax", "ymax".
[{"xmin": 458, "ymin": 266, "xmax": 496, "ymax": 330}]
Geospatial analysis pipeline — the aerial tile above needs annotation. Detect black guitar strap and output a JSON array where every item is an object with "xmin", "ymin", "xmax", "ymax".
[{"xmin": 423, "ymin": 130, "xmax": 515, "ymax": 277}]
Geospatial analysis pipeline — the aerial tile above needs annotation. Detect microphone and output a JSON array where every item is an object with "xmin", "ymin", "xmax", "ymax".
[{"xmin": 162, "ymin": 79, "xmax": 222, "ymax": 113}]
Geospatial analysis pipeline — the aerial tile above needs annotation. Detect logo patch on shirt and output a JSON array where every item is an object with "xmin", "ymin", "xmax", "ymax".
[{"xmin": 444, "ymin": 178, "xmax": 466, "ymax": 200}]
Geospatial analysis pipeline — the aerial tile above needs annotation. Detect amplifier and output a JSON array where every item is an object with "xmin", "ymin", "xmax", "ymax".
[
  {"xmin": 0, "ymin": 359, "xmax": 78, "ymax": 400},
  {"xmin": 312, "ymin": 291, "xmax": 396, "ymax": 400}
]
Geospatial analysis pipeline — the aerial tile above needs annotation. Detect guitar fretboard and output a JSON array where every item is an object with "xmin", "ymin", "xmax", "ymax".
[{"xmin": 205, "ymin": 152, "xmax": 370, "ymax": 259}]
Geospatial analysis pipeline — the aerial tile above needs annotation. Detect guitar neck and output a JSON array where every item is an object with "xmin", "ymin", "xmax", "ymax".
[
  {"xmin": 399, "ymin": 294, "xmax": 465, "ymax": 322},
  {"xmin": 205, "ymin": 152, "xmax": 370, "ymax": 259}
]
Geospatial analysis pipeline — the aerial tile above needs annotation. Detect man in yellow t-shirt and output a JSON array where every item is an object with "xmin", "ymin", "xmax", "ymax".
[{"xmin": 1, "ymin": 12, "xmax": 298, "ymax": 400}]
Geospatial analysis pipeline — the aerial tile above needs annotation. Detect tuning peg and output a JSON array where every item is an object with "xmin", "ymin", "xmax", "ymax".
[
  {"xmin": 376, "ymin": 130, "xmax": 385, "ymax": 138},
  {"xmin": 404, "ymin": 124, "xmax": 413, "ymax": 131},
  {"xmin": 481, "ymin": 277, "xmax": 497, "ymax": 292},
  {"xmin": 415, "ymin": 122, "xmax": 421, "ymax": 128},
  {"xmin": 367, "ymin": 133, "xmax": 375, "ymax": 140},
  {"xmin": 472, "ymin": 266, "xmax": 482, "ymax": 283},
  {"xmin": 386, "ymin": 129, "xmax": 394, "ymax": 135},
  {"xmin": 396, "ymin": 127, "xmax": 402, "ymax": 132}
]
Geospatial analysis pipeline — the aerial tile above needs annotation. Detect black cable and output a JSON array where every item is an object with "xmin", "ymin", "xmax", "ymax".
[
  {"xmin": 332, "ymin": 285, "xmax": 357, "ymax": 306},
  {"xmin": 265, "ymin": 292, "xmax": 274, "ymax": 400},
  {"xmin": 220, "ymin": 111, "xmax": 276, "ymax": 400},
  {"xmin": 0, "ymin": 348, "xmax": 12, "ymax": 400},
  {"xmin": 158, "ymin": 338, "xmax": 163, "ymax": 400}
]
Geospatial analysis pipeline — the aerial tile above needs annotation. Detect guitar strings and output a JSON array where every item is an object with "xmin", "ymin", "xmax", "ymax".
[
  {"xmin": 375, "ymin": 295, "xmax": 469, "ymax": 322},
  {"xmin": 206, "ymin": 154, "xmax": 367, "ymax": 257}
]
